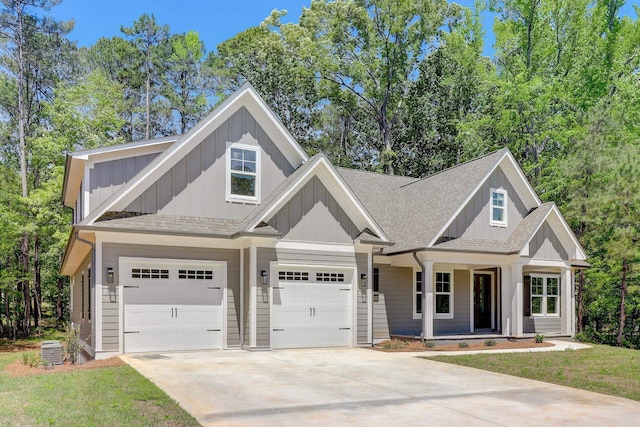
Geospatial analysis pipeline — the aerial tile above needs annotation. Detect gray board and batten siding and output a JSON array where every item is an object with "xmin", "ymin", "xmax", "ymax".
[
  {"xmin": 528, "ymin": 222, "xmax": 568, "ymax": 260},
  {"xmin": 444, "ymin": 166, "xmax": 529, "ymax": 241},
  {"xmin": 89, "ymin": 152, "xmax": 160, "ymax": 212},
  {"xmin": 122, "ymin": 107, "xmax": 294, "ymax": 220},
  {"xmin": 100, "ymin": 243, "xmax": 241, "ymax": 351},
  {"xmin": 267, "ymin": 176, "xmax": 361, "ymax": 244}
]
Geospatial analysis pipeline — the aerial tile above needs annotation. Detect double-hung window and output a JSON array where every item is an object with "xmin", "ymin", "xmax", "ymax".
[
  {"xmin": 435, "ymin": 271, "xmax": 453, "ymax": 318},
  {"xmin": 414, "ymin": 271, "xmax": 422, "ymax": 318},
  {"xmin": 490, "ymin": 188, "xmax": 507, "ymax": 227},
  {"xmin": 531, "ymin": 275, "xmax": 560, "ymax": 316},
  {"xmin": 227, "ymin": 144, "xmax": 260, "ymax": 202}
]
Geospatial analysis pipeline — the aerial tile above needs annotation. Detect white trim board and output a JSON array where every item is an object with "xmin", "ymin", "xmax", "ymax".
[
  {"xmin": 82, "ymin": 83, "xmax": 308, "ymax": 225},
  {"xmin": 247, "ymin": 155, "xmax": 390, "ymax": 243}
]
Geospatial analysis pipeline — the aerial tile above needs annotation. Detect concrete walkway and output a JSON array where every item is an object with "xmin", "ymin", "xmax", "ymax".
[
  {"xmin": 122, "ymin": 346, "xmax": 639, "ymax": 427},
  {"xmin": 415, "ymin": 339, "xmax": 591, "ymax": 357}
]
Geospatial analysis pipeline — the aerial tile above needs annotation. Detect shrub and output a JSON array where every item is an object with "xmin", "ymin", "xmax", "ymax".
[
  {"xmin": 22, "ymin": 352, "xmax": 41, "ymax": 368},
  {"xmin": 535, "ymin": 334, "xmax": 545, "ymax": 343},
  {"xmin": 484, "ymin": 339, "xmax": 497, "ymax": 347},
  {"xmin": 423, "ymin": 340, "xmax": 435, "ymax": 349},
  {"xmin": 63, "ymin": 323, "xmax": 83, "ymax": 364},
  {"xmin": 458, "ymin": 341, "xmax": 469, "ymax": 348}
]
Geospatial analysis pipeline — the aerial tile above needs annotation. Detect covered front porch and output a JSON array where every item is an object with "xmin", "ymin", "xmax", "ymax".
[{"xmin": 372, "ymin": 251, "xmax": 577, "ymax": 342}]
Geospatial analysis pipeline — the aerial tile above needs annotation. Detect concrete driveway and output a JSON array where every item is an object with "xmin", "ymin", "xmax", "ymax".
[{"xmin": 122, "ymin": 348, "xmax": 640, "ymax": 426}]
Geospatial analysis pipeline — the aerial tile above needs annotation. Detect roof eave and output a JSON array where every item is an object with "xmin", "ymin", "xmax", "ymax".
[{"xmin": 75, "ymin": 224, "xmax": 235, "ymax": 240}]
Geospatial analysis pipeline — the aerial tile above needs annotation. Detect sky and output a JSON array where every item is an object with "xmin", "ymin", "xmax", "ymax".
[{"xmin": 49, "ymin": 1, "xmax": 638, "ymax": 58}]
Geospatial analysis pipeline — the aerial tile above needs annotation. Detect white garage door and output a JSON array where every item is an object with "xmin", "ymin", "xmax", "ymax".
[
  {"xmin": 271, "ymin": 267, "xmax": 353, "ymax": 349},
  {"xmin": 121, "ymin": 260, "xmax": 225, "ymax": 353}
]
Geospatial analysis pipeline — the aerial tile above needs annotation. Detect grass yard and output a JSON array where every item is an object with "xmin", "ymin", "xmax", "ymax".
[
  {"xmin": 428, "ymin": 344, "xmax": 640, "ymax": 401},
  {"xmin": 0, "ymin": 352, "xmax": 199, "ymax": 427}
]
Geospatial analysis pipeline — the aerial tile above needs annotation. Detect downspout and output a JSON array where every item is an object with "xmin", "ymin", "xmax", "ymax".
[
  {"xmin": 412, "ymin": 251, "xmax": 426, "ymax": 341},
  {"xmin": 75, "ymin": 230, "xmax": 96, "ymax": 348},
  {"xmin": 75, "ymin": 230, "xmax": 96, "ymax": 285}
]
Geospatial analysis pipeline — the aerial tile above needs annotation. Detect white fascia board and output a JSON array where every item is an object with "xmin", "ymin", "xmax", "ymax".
[
  {"xmin": 68, "ymin": 136, "xmax": 178, "ymax": 158},
  {"xmin": 519, "ymin": 205, "xmax": 586, "ymax": 261},
  {"xmin": 241, "ymin": 86, "xmax": 308, "ymax": 166},
  {"xmin": 247, "ymin": 157, "xmax": 390, "ymax": 242},
  {"xmin": 428, "ymin": 150, "xmax": 541, "ymax": 247},
  {"xmin": 501, "ymin": 151, "xmax": 541, "ymax": 207},
  {"xmin": 81, "ymin": 84, "xmax": 307, "ymax": 225},
  {"xmin": 427, "ymin": 151, "xmax": 509, "ymax": 247}
]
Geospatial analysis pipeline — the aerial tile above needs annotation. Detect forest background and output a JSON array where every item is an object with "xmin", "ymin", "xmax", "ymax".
[{"xmin": 0, "ymin": 0, "xmax": 639, "ymax": 348}]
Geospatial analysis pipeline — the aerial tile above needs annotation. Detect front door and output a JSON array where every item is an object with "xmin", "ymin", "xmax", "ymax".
[{"xmin": 474, "ymin": 274, "xmax": 492, "ymax": 329}]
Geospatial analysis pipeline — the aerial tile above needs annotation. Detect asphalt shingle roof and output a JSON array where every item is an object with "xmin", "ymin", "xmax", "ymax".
[
  {"xmin": 87, "ymin": 214, "xmax": 279, "ymax": 237},
  {"xmin": 338, "ymin": 149, "xmax": 509, "ymax": 254}
]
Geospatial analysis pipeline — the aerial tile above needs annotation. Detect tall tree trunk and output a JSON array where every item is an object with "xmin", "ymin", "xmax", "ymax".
[
  {"xmin": 15, "ymin": 0, "xmax": 31, "ymax": 337},
  {"xmin": 577, "ymin": 269, "xmax": 585, "ymax": 333},
  {"xmin": 56, "ymin": 277, "xmax": 65, "ymax": 321},
  {"xmin": 145, "ymin": 68, "xmax": 151, "ymax": 139},
  {"xmin": 0, "ymin": 290, "xmax": 4, "ymax": 336},
  {"xmin": 617, "ymin": 258, "xmax": 627, "ymax": 347},
  {"xmin": 33, "ymin": 235, "xmax": 41, "ymax": 327}
]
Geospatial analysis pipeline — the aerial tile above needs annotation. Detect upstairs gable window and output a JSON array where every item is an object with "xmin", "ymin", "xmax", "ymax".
[
  {"xmin": 490, "ymin": 188, "xmax": 507, "ymax": 227},
  {"xmin": 227, "ymin": 144, "xmax": 260, "ymax": 202}
]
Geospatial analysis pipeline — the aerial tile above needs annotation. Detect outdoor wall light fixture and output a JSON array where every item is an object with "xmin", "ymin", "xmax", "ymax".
[
  {"xmin": 360, "ymin": 273, "xmax": 367, "ymax": 289},
  {"xmin": 261, "ymin": 270, "xmax": 268, "ymax": 286},
  {"xmin": 106, "ymin": 267, "xmax": 114, "ymax": 284}
]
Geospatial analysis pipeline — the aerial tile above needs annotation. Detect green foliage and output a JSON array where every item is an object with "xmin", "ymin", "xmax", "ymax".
[
  {"xmin": 535, "ymin": 334, "xmax": 545, "ymax": 344},
  {"xmin": 62, "ymin": 323, "xmax": 82, "ymax": 364},
  {"xmin": 21, "ymin": 351, "xmax": 41, "ymax": 368},
  {"xmin": 0, "ymin": 352, "xmax": 199, "ymax": 426},
  {"xmin": 458, "ymin": 341, "xmax": 469, "ymax": 348},
  {"xmin": 484, "ymin": 339, "xmax": 497, "ymax": 347},
  {"xmin": 424, "ymin": 340, "xmax": 435, "ymax": 349},
  {"xmin": 430, "ymin": 344, "xmax": 640, "ymax": 401}
]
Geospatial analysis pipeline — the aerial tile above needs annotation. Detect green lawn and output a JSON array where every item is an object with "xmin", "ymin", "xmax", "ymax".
[
  {"xmin": 428, "ymin": 344, "xmax": 640, "ymax": 401},
  {"xmin": 0, "ymin": 352, "xmax": 199, "ymax": 427}
]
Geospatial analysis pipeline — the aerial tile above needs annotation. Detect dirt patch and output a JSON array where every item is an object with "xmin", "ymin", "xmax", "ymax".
[
  {"xmin": 4, "ymin": 357, "xmax": 124, "ymax": 377},
  {"xmin": 0, "ymin": 340, "xmax": 41, "ymax": 352},
  {"xmin": 374, "ymin": 339, "xmax": 554, "ymax": 352}
]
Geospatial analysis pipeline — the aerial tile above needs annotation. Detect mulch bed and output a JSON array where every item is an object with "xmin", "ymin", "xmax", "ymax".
[
  {"xmin": 4, "ymin": 357, "xmax": 125, "ymax": 377},
  {"xmin": 374, "ymin": 339, "xmax": 554, "ymax": 352}
]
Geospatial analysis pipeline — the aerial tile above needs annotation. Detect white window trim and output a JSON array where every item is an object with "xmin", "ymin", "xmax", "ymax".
[
  {"xmin": 413, "ymin": 269, "xmax": 422, "ymax": 319},
  {"xmin": 530, "ymin": 274, "xmax": 561, "ymax": 317},
  {"xmin": 490, "ymin": 187, "xmax": 507, "ymax": 227},
  {"xmin": 434, "ymin": 269, "xmax": 454, "ymax": 320},
  {"xmin": 226, "ymin": 143, "xmax": 261, "ymax": 204}
]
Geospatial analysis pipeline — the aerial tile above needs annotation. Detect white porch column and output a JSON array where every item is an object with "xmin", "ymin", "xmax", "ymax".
[
  {"xmin": 422, "ymin": 259, "xmax": 434, "ymax": 340},
  {"xmin": 561, "ymin": 267, "xmax": 572, "ymax": 335},
  {"xmin": 501, "ymin": 265, "xmax": 512, "ymax": 336},
  {"xmin": 249, "ymin": 245, "xmax": 257, "ymax": 347},
  {"xmin": 512, "ymin": 263, "xmax": 524, "ymax": 337}
]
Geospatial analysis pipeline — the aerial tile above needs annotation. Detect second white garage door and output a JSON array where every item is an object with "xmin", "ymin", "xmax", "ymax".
[
  {"xmin": 121, "ymin": 259, "xmax": 226, "ymax": 353},
  {"xmin": 271, "ymin": 267, "xmax": 353, "ymax": 349}
]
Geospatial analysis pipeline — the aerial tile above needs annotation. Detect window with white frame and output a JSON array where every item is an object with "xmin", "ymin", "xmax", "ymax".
[
  {"xmin": 435, "ymin": 271, "xmax": 453, "ymax": 317},
  {"xmin": 414, "ymin": 271, "xmax": 422, "ymax": 317},
  {"xmin": 227, "ymin": 144, "xmax": 259, "ymax": 202},
  {"xmin": 490, "ymin": 188, "xmax": 507, "ymax": 227},
  {"xmin": 531, "ymin": 275, "xmax": 560, "ymax": 316}
]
